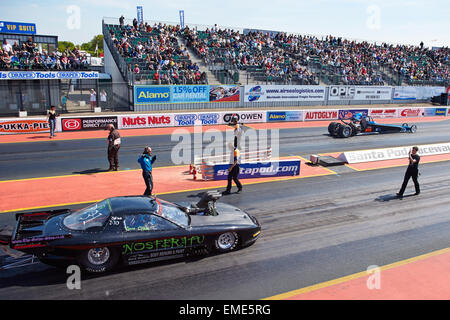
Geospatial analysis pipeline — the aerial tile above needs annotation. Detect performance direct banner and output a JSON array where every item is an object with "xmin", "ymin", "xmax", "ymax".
[
  {"xmin": 244, "ymin": 85, "xmax": 326, "ymax": 102},
  {"xmin": 328, "ymin": 86, "xmax": 392, "ymax": 101},
  {"xmin": 61, "ymin": 116, "xmax": 118, "ymax": 131}
]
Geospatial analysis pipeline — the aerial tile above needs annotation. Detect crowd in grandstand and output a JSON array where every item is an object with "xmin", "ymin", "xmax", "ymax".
[
  {"xmin": 0, "ymin": 37, "xmax": 90, "ymax": 70},
  {"xmin": 108, "ymin": 21, "xmax": 208, "ymax": 84}
]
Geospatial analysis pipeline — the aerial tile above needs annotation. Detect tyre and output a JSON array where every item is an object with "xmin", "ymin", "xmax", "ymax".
[
  {"xmin": 215, "ymin": 232, "xmax": 239, "ymax": 253},
  {"xmin": 349, "ymin": 123, "xmax": 358, "ymax": 136},
  {"xmin": 78, "ymin": 246, "xmax": 119, "ymax": 273},
  {"xmin": 410, "ymin": 125, "xmax": 417, "ymax": 133},
  {"xmin": 328, "ymin": 122, "xmax": 337, "ymax": 135},
  {"xmin": 338, "ymin": 124, "xmax": 352, "ymax": 138}
]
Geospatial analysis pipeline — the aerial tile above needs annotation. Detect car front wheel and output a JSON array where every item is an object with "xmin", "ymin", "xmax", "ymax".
[{"xmin": 215, "ymin": 232, "xmax": 239, "ymax": 252}]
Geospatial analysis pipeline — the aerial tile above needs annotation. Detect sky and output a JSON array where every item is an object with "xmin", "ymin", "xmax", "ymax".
[{"xmin": 1, "ymin": 0, "xmax": 449, "ymax": 48}]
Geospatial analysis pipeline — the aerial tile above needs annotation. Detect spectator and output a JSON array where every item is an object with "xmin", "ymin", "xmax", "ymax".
[
  {"xmin": 100, "ymin": 90, "xmax": 107, "ymax": 108},
  {"xmin": 90, "ymin": 89, "xmax": 96, "ymax": 111}
]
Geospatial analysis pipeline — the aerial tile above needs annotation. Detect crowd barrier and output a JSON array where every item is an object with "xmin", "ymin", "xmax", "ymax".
[{"xmin": 0, "ymin": 106, "xmax": 448, "ymax": 134}]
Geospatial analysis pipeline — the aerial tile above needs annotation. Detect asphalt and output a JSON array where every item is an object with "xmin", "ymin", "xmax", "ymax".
[
  {"xmin": 0, "ymin": 118, "xmax": 449, "ymax": 299},
  {"xmin": 1, "ymin": 118, "xmax": 450, "ymax": 181}
]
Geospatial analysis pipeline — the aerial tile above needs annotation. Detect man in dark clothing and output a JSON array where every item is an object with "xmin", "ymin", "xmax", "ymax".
[
  {"xmin": 106, "ymin": 124, "xmax": 121, "ymax": 171},
  {"xmin": 397, "ymin": 146, "xmax": 420, "ymax": 198},
  {"xmin": 138, "ymin": 146, "xmax": 157, "ymax": 196},
  {"xmin": 223, "ymin": 147, "xmax": 242, "ymax": 195}
]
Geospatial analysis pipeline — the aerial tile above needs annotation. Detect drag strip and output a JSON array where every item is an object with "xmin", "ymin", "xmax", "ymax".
[
  {"xmin": 0, "ymin": 160, "xmax": 449, "ymax": 299},
  {"xmin": 0, "ymin": 118, "xmax": 449, "ymax": 181}
]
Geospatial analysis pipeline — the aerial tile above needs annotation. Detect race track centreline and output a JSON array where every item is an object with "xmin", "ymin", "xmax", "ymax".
[
  {"xmin": 264, "ymin": 247, "xmax": 450, "ymax": 300},
  {"xmin": 0, "ymin": 116, "xmax": 448, "ymax": 144}
]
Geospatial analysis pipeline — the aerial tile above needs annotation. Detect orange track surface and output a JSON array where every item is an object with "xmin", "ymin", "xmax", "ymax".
[
  {"xmin": 0, "ymin": 161, "xmax": 333, "ymax": 213},
  {"xmin": 279, "ymin": 248, "xmax": 450, "ymax": 300},
  {"xmin": 0, "ymin": 116, "xmax": 447, "ymax": 144}
]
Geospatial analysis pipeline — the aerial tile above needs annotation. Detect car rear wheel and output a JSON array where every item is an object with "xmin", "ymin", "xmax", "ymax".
[
  {"xmin": 215, "ymin": 232, "xmax": 239, "ymax": 252},
  {"xmin": 78, "ymin": 247, "xmax": 119, "ymax": 273},
  {"xmin": 328, "ymin": 122, "xmax": 337, "ymax": 135}
]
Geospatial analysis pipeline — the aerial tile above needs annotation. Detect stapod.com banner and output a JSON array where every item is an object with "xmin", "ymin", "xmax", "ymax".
[
  {"xmin": 213, "ymin": 160, "xmax": 301, "ymax": 180},
  {"xmin": 134, "ymin": 85, "xmax": 240, "ymax": 104},
  {"xmin": 244, "ymin": 85, "xmax": 326, "ymax": 103}
]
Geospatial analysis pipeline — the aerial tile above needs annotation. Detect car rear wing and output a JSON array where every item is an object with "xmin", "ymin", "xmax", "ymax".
[{"xmin": 10, "ymin": 209, "xmax": 71, "ymax": 248}]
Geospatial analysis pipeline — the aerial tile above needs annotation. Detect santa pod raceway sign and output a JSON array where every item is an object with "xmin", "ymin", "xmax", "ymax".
[
  {"xmin": 339, "ymin": 142, "xmax": 450, "ymax": 164},
  {"xmin": 213, "ymin": 159, "xmax": 301, "ymax": 180},
  {"xmin": 0, "ymin": 118, "xmax": 49, "ymax": 134}
]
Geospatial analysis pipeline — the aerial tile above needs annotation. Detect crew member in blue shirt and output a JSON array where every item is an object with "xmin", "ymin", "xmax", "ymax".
[{"xmin": 138, "ymin": 146, "xmax": 157, "ymax": 196}]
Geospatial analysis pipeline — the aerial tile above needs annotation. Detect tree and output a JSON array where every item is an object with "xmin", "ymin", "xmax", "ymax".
[
  {"xmin": 80, "ymin": 35, "xmax": 104, "ymax": 56},
  {"xmin": 58, "ymin": 41, "xmax": 75, "ymax": 52}
]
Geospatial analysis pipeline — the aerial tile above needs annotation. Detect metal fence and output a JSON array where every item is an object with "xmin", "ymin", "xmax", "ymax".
[{"xmin": 0, "ymin": 80, "xmax": 131, "ymax": 116}]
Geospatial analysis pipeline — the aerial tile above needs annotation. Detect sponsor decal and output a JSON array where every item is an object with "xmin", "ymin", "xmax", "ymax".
[
  {"xmin": 213, "ymin": 160, "xmax": 301, "ymax": 180},
  {"xmin": 369, "ymin": 108, "xmax": 398, "ymax": 118},
  {"xmin": 197, "ymin": 113, "xmax": 219, "ymax": 125},
  {"xmin": 304, "ymin": 110, "xmax": 339, "ymax": 121},
  {"xmin": 399, "ymin": 108, "xmax": 422, "ymax": 117},
  {"xmin": 135, "ymin": 86, "xmax": 171, "ymax": 104},
  {"xmin": 209, "ymin": 85, "xmax": 240, "ymax": 102},
  {"xmin": 62, "ymin": 117, "xmax": 118, "ymax": 131},
  {"xmin": 174, "ymin": 114, "xmax": 197, "ymax": 126},
  {"xmin": 171, "ymin": 85, "xmax": 209, "ymax": 103},
  {"xmin": 222, "ymin": 112, "xmax": 264, "ymax": 124},
  {"xmin": 120, "ymin": 115, "xmax": 172, "ymax": 128},
  {"xmin": 342, "ymin": 143, "xmax": 450, "ymax": 164},
  {"xmin": 338, "ymin": 109, "xmax": 369, "ymax": 120},
  {"xmin": 435, "ymin": 108, "xmax": 447, "ymax": 116},
  {"xmin": 329, "ymin": 86, "xmax": 392, "ymax": 101},
  {"xmin": 0, "ymin": 119, "xmax": 49, "ymax": 134},
  {"xmin": 246, "ymin": 85, "xmax": 263, "ymax": 102},
  {"xmin": 62, "ymin": 119, "xmax": 82, "ymax": 131},
  {"xmin": 122, "ymin": 236, "xmax": 205, "ymax": 254},
  {"xmin": 0, "ymin": 71, "xmax": 99, "ymax": 80},
  {"xmin": 267, "ymin": 111, "xmax": 303, "ymax": 122}
]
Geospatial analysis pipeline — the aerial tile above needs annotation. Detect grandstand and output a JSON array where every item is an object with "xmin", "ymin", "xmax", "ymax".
[{"xmin": 102, "ymin": 17, "xmax": 449, "ymax": 87}]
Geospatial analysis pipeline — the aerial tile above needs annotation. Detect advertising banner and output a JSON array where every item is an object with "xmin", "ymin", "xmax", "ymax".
[
  {"xmin": 341, "ymin": 143, "xmax": 450, "ymax": 164},
  {"xmin": 209, "ymin": 85, "xmax": 240, "ymax": 102},
  {"xmin": 393, "ymin": 86, "xmax": 446, "ymax": 100},
  {"xmin": 0, "ymin": 118, "xmax": 49, "ymax": 134},
  {"xmin": 213, "ymin": 160, "xmax": 301, "ymax": 180},
  {"xmin": 369, "ymin": 108, "xmax": 398, "ymax": 118},
  {"xmin": 0, "ymin": 21, "xmax": 36, "ymax": 35},
  {"xmin": 398, "ymin": 107, "xmax": 424, "ymax": 118},
  {"xmin": 220, "ymin": 111, "xmax": 266, "ymax": 124},
  {"xmin": 172, "ymin": 85, "xmax": 209, "ymax": 103},
  {"xmin": 338, "ymin": 109, "xmax": 369, "ymax": 120},
  {"xmin": 173, "ymin": 113, "xmax": 221, "ymax": 126},
  {"xmin": 303, "ymin": 110, "xmax": 339, "ymax": 121},
  {"xmin": 61, "ymin": 116, "xmax": 118, "ymax": 131},
  {"xmin": 267, "ymin": 111, "xmax": 303, "ymax": 122},
  {"xmin": 329, "ymin": 86, "xmax": 392, "ymax": 101},
  {"xmin": 0, "ymin": 71, "xmax": 99, "ymax": 80},
  {"xmin": 118, "ymin": 114, "xmax": 173, "ymax": 129},
  {"xmin": 244, "ymin": 85, "xmax": 326, "ymax": 102},
  {"xmin": 422, "ymin": 107, "xmax": 447, "ymax": 117},
  {"xmin": 135, "ymin": 85, "xmax": 240, "ymax": 104}
]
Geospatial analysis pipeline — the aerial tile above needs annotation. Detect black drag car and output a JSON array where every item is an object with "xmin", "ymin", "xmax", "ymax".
[
  {"xmin": 328, "ymin": 115, "xmax": 417, "ymax": 138},
  {"xmin": 0, "ymin": 192, "xmax": 261, "ymax": 273}
]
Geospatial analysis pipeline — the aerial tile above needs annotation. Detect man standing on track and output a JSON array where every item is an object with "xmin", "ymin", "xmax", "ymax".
[
  {"xmin": 223, "ymin": 146, "xmax": 242, "ymax": 195},
  {"xmin": 397, "ymin": 146, "xmax": 420, "ymax": 198},
  {"xmin": 138, "ymin": 146, "xmax": 157, "ymax": 196},
  {"xmin": 106, "ymin": 124, "xmax": 121, "ymax": 171}
]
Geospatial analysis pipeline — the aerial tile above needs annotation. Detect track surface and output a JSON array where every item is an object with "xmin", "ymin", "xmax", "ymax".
[{"xmin": 0, "ymin": 118, "xmax": 449, "ymax": 300}]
